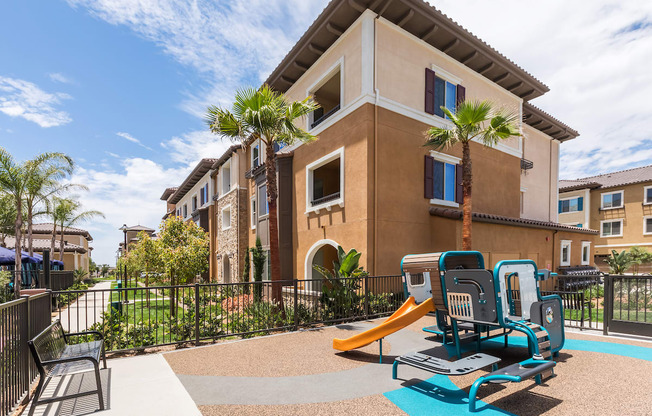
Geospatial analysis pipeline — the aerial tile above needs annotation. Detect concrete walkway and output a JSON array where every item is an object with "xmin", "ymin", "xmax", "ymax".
[
  {"xmin": 58, "ymin": 281, "xmax": 113, "ymax": 332},
  {"xmin": 31, "ymin": 354, "xmax": 201, "ymax": 416}
]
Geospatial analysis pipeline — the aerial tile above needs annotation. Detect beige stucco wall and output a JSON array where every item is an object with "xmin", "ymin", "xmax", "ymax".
[
  {"xmin": 592, "ymin": 181, "xmax": 652, "ymax": 255},
  {"xmin": 521, "ymin": 125, "xmax": 559, "ymax": 222},
  {"xmin": 176, "ymin": 171, "xmax": 213, "ymax": 222},
  {"xmin": 558, "ymin": 188, "xmax": 590, "ymax": 227}
]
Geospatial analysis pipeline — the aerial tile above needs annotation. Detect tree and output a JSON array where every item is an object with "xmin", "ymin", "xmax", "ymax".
[
  {"xmin": 628, "ymin": 246, "xmax": 652, "ymax": 275},
  {"xmin": 251, "ymin": 238, "xmax": 266, "ymax": 302},
  {"xmin": 129, "ymin": 232, "xmax": 162, "ymax": 306},
  {"xmin": 52, "ymin": 198, "xmax": 104, "ymax": 262},
  {"xmin": 604, "ymin": 249, "xmax": 635, "ymax": 275},
  {"xmin": 157, "ymin": 216, "xmax": 209, "ymax": 316},
  {"xmin": 0, "ymin": 193, "xmax": 16, "ymax": 247},
  {"xmin": 206, "ymin": 85, "xmax": 318, "ymax": 303},
  {"xmin": 0, "ymin": 147, "xmax": 74, "ymax": 297},
  {"xmin": 89, "ymin": 259, "xmax": 98, "ymax": 277},
  {"xmin": 424, "ymin": 100, "xmax": 520, "ymax": 250},
  {"xmin": 241, "ymin": 245, "xmax": 251, "ymax": 294},
  {"xmin": 101, "ymin": 264, "xmax": 110, "ymax": 278}
]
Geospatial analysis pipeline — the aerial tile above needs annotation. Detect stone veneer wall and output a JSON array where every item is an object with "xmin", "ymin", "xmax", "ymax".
[{"xmin": 216, "ymin": 188, "xmax": 249, "ymax": 283}]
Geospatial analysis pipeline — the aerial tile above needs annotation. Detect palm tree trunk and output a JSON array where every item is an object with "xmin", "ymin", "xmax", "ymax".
[
  {"xmin": 461, "ymin": 141, "xmax": 472, "ymax": 251},
  {"xmin": 27, "ymin": 209, "xmax": 34, "ymax": 256},
  {"xmin": 50, "ymin": 223, "xmax": 57, "ymax": 261},
  {"xmin": 59, "ymin": 225, "xmax": 65, "ymax": 262},
  {"xmin": 14, "ymin": 203, "xmax": 23, "ymax": 298},
  {"xmin": 265, "ymin": 141, "xmax": 283, "ymax": 307}
]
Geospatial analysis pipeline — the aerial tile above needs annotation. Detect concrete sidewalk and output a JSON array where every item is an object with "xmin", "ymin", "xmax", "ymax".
[{"xmin": 58, "ymin": 281, "xmax": 113, "ymax": 332}]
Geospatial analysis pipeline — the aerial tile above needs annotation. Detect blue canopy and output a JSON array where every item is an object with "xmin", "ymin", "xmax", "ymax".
[
  {"xmin": 0, "ymin": 246, "xmax": 32, "ymax": 266},
  {"xmin": 18, "ymin": 250, "xmax": 41, "ymax": 264}
]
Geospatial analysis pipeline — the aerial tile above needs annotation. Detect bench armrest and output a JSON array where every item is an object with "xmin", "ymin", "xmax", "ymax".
[{"xmin": 63, "ymin": 331, "xmax": 104, "ymax": 341}]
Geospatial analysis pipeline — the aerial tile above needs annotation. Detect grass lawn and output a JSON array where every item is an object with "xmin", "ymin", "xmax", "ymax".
[{"xmin": 109, "ymin": 282, "xmax": 166, "ymax": 302}]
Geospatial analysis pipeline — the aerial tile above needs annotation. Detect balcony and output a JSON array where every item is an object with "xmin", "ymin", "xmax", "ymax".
[{"xmin": 520, "ymin": 158, "xmax": 534, "ymax": 170}]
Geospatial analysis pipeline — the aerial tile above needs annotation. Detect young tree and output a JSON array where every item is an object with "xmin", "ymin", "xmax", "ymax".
[
  {"xmin": 129, "ymin": 232, "xmax": 162, "ymax": 306},
  {"xmin": 157, "ymin": 216, "xmax": 209, "ymax": 315},
  {"xmin": 424, "ymin": 101, "xmax": 520, "ymax": 250},
  {"xmin": 52, "ymin": 198, "xmax": 104, "ymax": 262},
  {"xmin": 206, "ymin": 85, "xmax": 318, "ymax": 303},
  {"xmin": 0, "ymin": 148, "xmax": 74, "ymax": 297},
  {"xmin": 251, "ymin": 237, "xmax": 266, "ymax": 302},
  {"xmin": 604, "ymin": 249, "xmax": 634, "ymax": 275},
  {"xmin": 628, "ymin": 246, "xmax": 652, "ymax": 275}
]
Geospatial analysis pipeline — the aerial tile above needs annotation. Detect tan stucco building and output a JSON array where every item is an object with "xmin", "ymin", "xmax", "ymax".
[
  {"xmin": 239, "ymin": 0, "xmax": 593, "ymax": 281},
  {"xmin": 559, "ymin": 165, "xmax": 652, "ymax": 272}
]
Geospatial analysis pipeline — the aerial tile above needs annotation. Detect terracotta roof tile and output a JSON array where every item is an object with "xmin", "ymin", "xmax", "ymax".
[{"xmin": 560, "ymin": 164, "xmax": 652, "ymax": 191}]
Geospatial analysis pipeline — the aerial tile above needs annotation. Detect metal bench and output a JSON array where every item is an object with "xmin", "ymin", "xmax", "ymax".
[{"xmin": 27, "ymin": 320, "xmax": 106, "ymax": 415}]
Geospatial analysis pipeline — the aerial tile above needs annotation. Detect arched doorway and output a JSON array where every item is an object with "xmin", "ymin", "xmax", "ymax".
[
  {"xmin": 304, "ymin": 239, "xmax": 339, "ymax": 291},
  {"xmin": 223, "ymin": 255, "xmax": 231, "ymax": 283}
]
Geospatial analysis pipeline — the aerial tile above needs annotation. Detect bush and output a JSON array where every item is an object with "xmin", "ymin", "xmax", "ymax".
[{"xmin": 0, "ymin": 270, "xmax": 12, "ymax": 303}]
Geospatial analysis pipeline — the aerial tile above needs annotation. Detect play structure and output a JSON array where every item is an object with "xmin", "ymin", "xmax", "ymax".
[{"xmin": 333, "ymin": 251, "xmax": 565, "ymax": 411}]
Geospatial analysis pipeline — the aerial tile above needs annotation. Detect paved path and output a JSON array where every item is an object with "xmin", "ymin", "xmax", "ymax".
[{"xmin": 58, "ymin": 281, "xmax": 113, "ymax": 332}]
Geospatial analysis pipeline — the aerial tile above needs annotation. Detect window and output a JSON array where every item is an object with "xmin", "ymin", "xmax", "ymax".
[
  {"xmin": 222, "ymin": 161, "xmax": 231, "ymax": 194},
  {"xmin": 192, "ymin": 195, "xmax": 197, "ymax": 212},
  {"xmin": 183, "ymin": 204, "xmax": 188, "ymax": 218},
  {"xmin": 308, "ymin": 61, "xmax": 342, "ymax": 129},
  {"xmin": 425, "ymin": 67, "xmax": 464, "ymax": 118},
  {"xmin": 645, "ymin": 186, "xmax": 652, "ymax": 205},
  {"xmin": 250, "ymin": 197, "xmax": 257, "ymax": 229},
  {"xmin": 560, "ymin": 240, "xmax": 571, "ymax": 267},
  {"xmin": 601, "ymin": 190, "xmax": 623, "ymax": 210},
  {"xmin": 559, "ymin": 197, "xmax": 583, "ymax": 213},
  {"xmin": 581, "ymin": 241, "xmax": 591, "ymax": 266},
  {"xmin": 601, "ymin": 219, "xmax": 623, "ymax": 237},
  {"xmin": 644, "ymin": 217, "xmax": 652, "ymax": 235},
  {"xmin": 258, "ymin": 184, "xmax": 269, "ymax": 217},
  {"xmin": 200, "ymin": 183, "xmax": 208, "ymax": 205},
  {"xmin": 221, "ymin": 205, "xmax": 231, "ymax": 230},
  {"xmin": 252, "ymin": 141, "xmax": 261, "ymax": 169},
  {"xmin": 176, "ymin": 208, "xmax": 180, "ymax": 217},
  {"xmin": 425, "ymin": 152, "xmax": 461, "ymax": 207},
  {"xmin": 306, "ymin": 147, "xmax": 344, "ymax": 213}
]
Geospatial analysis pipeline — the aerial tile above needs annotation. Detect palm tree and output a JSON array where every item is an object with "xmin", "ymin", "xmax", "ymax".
[
  {"xmin": 425, "ymin": 100, "xmax": 520, "ymax": 250},
  {"xmin": 206, "ymin": 85, "xmax": 318, "ymax": 303},
  {"xmin": 0, "ymin": 148, "xmax": 73, "ymax": 296},
  {"xmin": 53, "ymin": 197, "xmax": 104, "ymax": 262},
  {"xmin": 0, "ymin": 193, "xmax": 16, "ymax": 247}
]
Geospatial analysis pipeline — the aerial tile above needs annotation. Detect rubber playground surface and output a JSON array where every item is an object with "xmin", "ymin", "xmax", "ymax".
[{"xmin": 164, "ymin": 316, "xmax": 652, "ymax": 415}]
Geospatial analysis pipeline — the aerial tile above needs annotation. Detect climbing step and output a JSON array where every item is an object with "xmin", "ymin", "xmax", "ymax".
[{"xmin": 534, "ymin": 331, "xmax": 548, "ymax": 339}]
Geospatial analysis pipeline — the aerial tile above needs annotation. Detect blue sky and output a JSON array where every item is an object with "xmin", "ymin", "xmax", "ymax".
[{"xmin": 1, "ymin": 1, "xmax": 651, "ymax": 265}]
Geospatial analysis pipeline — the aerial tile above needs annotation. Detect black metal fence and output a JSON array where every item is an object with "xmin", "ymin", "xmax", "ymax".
[
  {"xmin": 539, "ymin": 273, "xmax": 604, "ymax": 331},
  {"xmin": 604, "ymin": 274, "xmax": 652, "ymax": 337},
  {"xmin": 0, "ymin": 292, "xmax": 52, "ymax": 416},
  {"xmin": 51, "ymin": 275, "xmax": 404, "ymax": 353},
  {"xmin": 5, "ymin": 270, "xmax": 74, "ymax": 292}
]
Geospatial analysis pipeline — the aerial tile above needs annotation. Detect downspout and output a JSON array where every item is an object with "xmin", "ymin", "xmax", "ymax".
[
  {"xmin": 549, "ymin": 139, "xmax": 553, "ymax": 222},
  {"xmin": 551, "ymin": 229, "xmax": 558, "ymax": 274},
  {"xmin": 373, "ymin": 14, "xmax": 380, "ymax": 275}
]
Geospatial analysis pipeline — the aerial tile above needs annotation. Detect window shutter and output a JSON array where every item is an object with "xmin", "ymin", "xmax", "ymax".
[
  {"xmin": 456, "ymin": 84, "xmax": 466, "ymax": 108},
  {"xmin": 425, "ymin": 68, "xmax": 436, "ymax": 115},
  {"xmin": 455, "ymin": 164, "xmax": 464, "ymax": 204},
  {"xmin": 558, "ymin": 200, "xmax": 562, "ymax": 213},
  {"xmin": 424, "ymin": 155, "xmax": 434, "ymax": 199},
  {"xmin": 578, "ymin": 197, "xmax": 583, "ymax": 211}
]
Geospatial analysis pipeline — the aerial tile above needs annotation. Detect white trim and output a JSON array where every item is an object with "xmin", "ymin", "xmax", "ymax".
[
  {"xmin": 644, "ymin": 185, "xmax": 652, "ymax": 205},
  {"xmin": 644, "ymin": 216, "xmax": 652, "ymax": 236},
  {"xmin": 596, "ymin": 243, "xmax": 652, "ymax": 248},
  {"xmin": 581, "ymin": 241, "xmax": 591, "ymax": 265},
  {"xmin": 305, "ymin": 147, "xmax": 345, "ymax": 215},
  {"xmin": 250, "ymin": 139, "xmax": 262, "ymax": 170},
  {"xmin": 560, "ymin": 240, "xmax": 572, "ymax": 266},
  {"xmin": 600, "ymin": 190, "xmax": 624, "ymax": 210},
  {"xmin": 429, "ymin": 150, "xmax": 460, "ymax": 165},
  {"xmin": 520, "ymin": 187, "xmax": 528, "ymax": 192},
  {"xmin": 304, "ymin": 239, "xmax": 339, "ymax": 280},
  {"xmin": 306, "ymin": 57, "xmax": 344, "ymax": 131},
  {"xmin": 430, "ymin": 199, "xmax": 459, "ymax": 208},
  {"xmin": 250, "ymin": 196, "xmax": 257, "ymax": 230},
  {"xmin": 431, "ymin": 63, "xmax": 462, "ymax": 85},
  {"xmin": 559, "ymin": 195, "xmax": 581, "ymax": 213},
  {"xmin": 216, "ymin": 184, "xmax": 238, "ymax": 202},
  {"xmin": 600, "ymin": 219, "xmax": 624, "ymax": 238},
  {"xmin": 221, "ymin": 204, "xmax": 232, "ymax": 230}
]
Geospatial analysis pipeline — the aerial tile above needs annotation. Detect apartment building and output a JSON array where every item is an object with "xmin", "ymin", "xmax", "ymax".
[
  {"xmin": 242, "ymin": 0, "xmax": 594, "ymax": 280},
  {"xmin": 559, "ymin": 165, "xmax": 652, "ymax": 271},
  {"xmin": 162, "ymin": 158, "xmax": 217, "ymax": 279},
  {"xmin": 5, "ymin": 224, "xmax": 93, "ymax": 271},
  {"xmin": 118, "ymin": 224, "xmax": 156, "ymax": 256},
  {"xmin": 211, "ymin": 145, "xmax": 250, "ymax": 283}
]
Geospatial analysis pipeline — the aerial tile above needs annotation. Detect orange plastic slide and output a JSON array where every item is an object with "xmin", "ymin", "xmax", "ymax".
[{"xmin": 333, "ymin": 297, "xmax": 435, "ymax": 351}]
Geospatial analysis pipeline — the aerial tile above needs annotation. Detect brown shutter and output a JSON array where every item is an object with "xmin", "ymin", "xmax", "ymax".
[
  {"xmin": 456, "ymin": 84, "xmax": 466, "ymax": 107},
  {"xmin": 425, "ymin": 68, "xmax": 436, "ymax": 114},
  {"xmin": 424, "ymin": 155, "xmax": 435, "ymax": 199},
  {"xmin": 455, "ymin": 164, "xmax": 464, "ymax": 204}
]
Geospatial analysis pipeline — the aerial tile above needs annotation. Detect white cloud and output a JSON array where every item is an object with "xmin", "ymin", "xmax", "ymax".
[
  {"xmin": 0, "ymin": 76, "xmax": 72, "ymax": 127},
  {"xmin": 160, "ymin": 130, "xmax": 232, "ymax": 165},
  {"xmin": 429, "ymin": 1, "xmax": 652, "ymax": 179},
  {"xmin": 48, "ymin": 73, "xmax": 74, "ymax": 84},
  {"xmin": 116, "ymin": 131, "xmax": 153, "ymax": 151}
]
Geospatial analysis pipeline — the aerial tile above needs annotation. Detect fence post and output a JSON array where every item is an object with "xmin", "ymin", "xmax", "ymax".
[
  {"xmin": 195, "ymin": 283, "xmax": 200, "ymax": 345},
  {"xmin": 603, "ymin": 274, "xmax": 610, "ymax": 336},
  {"xmin": 20, "ymin": 294, "xmax": 32, "ymax": 405},
  {"xmin": 43, "ymin": 249, "xmax": 51, "ymax": 289},
  {"xmin": 293, "ymin": 279, "xmax": 299, "ymax": 331},
  {"xmin": 364, "ymin": 274, "xmax": 369, "ymax": 319}
]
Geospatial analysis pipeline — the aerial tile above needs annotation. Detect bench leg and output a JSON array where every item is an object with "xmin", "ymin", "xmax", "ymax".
[
  {"xmin": 28, "ymin": 375, "xmax": 46, "ymax": 416},
  {"xmin": 94, "ymin": 363, "xmax": 105, "ymax": 411},
  {"xmin": 102, "ymin": 344, "xmax": 107, "ymax": 369},
  {"xmin": 392, "ymin": 360, "xmax": 399, "ymax": 379}
]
